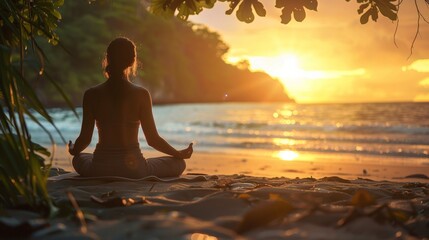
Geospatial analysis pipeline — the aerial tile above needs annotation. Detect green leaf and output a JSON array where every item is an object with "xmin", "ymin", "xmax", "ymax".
[
  {"xmin": 150, "ymin": 0, "xmax": 175, "ymax": 16},
  {"xmin": 376, "ymin": 0, "xmax": 397, "ymax": 21},
  {"xmin": 303, "ymin": 0, "xmax": 318, "ymax": 11},
  {"xmin": 280, "ymin": 8, "xmax": 292, "ymax": 24},
  {"xmin": 293, "ymin": 7, "xmax": 306, "ymax": 22},
  {"xmin": 236, "ymin": 0, "xmax": 254, "ymax": 23},
  {"xmin": 360, "ymin": 8, "xmax": 371, "ymax": 24},
  {"xmin": 376, "ymin": 0, "xmax": 397, "ymax": 10},
  {"xmin": 54, "ymin": 0, "xmax": 65, "ymax": 7},
  {"xmin": 52, "ymin": 10, "xmax": 62, "ymax": 20},
  {"xmin": 252, "ymin": 0, "xmax": 266, "ymax": 17},
  {"xmin": 371, "ymin": 6, "xmax": 378, "ymax": 21},
  {"xmin": 177, "ymin": 3, "xmax": 192, "ymax": 20},
  {"xmin": 275, "ymin": 0, "xmax": 287, "ymax": 8},
  {"xmin": 225, "ymin": 0, "xmax": 240, "ymax": 15},
  {"xmin": 31, "ymin": 139, "xmax": 50, "ymax": 158},
  {"xmin": 358, "ymin": 3, "xmax": 369, "ymax": 14},
  {"xmin": 185, "ymin": 0, "xmax": 197, "ymax": 11}
]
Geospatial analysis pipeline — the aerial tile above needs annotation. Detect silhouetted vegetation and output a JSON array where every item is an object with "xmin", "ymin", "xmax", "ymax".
[
  {"xmin": 0, "ymin": 0, "xmax": 65, "ymax": 212},
  {"xmin": 152, "ymin": 0, "xmax": 400, "ymax": 25},
  {"xmin": 34, "ymin": 0, "xmax": 292, "ymax": 107},
  {"xmin": 151, "ymin": 0, "xmax": 428, "ymax": 53}
]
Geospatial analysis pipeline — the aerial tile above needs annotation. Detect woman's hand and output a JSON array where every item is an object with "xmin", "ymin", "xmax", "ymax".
[
  {"xmin": 177, "ymin": 143, "xmax": 193, "ymax": 159},
  {"xmin": 68, "ymin": 140, "xmax": 75, "ymax": 156}
]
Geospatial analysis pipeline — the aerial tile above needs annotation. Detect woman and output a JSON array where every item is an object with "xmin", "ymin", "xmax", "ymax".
[{"xmin": 68, "ymin": 37, "xmax": 193, "ymax": 178}]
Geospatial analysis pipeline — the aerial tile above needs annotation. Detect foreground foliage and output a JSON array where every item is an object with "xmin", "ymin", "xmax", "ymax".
[{"xmin": 0, "ymin": 0, "xmax": 69, "ymax": 212}]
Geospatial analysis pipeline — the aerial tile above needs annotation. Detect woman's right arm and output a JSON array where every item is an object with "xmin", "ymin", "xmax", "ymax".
[{"xmin": 139, "ymin": 89, "xmax": 193, "ymax": 159}]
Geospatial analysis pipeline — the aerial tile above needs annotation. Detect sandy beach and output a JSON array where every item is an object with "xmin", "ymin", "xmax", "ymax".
[
  {"xmin": 0, "ymin": 146, "xmax": 421, "ymax": 239},
  {"xmin": 17, "ymin": 166, "xmax": 428, "ymax": 239}
]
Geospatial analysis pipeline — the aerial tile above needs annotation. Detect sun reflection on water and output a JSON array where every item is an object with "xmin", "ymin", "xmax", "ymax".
[
  {"xmin": 275, "ymin": 150, "xmax": 299, "ymax": 161},
  {"xmin": 273, "ymin": 138, "xmax": 297, "ymax": 146}
]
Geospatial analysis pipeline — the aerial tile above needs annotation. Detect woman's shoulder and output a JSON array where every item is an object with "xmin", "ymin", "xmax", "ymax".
[
  {"xmin": 85, "ymin": 82, "xmax": 105, "ymax": 93},
  {"xmin": 129, "ymin": 82, "xmax": 146, "ymax": 90},
  {"xmin": 129, "ymin": 83, "xmax": 150, "ymax": 96},
  {"xmin": 82, "ymin": 83, "xmax": 106, "ymax": 102}
]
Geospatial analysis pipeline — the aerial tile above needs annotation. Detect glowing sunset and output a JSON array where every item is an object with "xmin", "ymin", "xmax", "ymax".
[
  {"xmin": 190, "ymin": 0, "xmax": 429, "ymax": 103},
  {"xmin": 2, "ymin": 0, "xmax": 429, "ymax": 239}
]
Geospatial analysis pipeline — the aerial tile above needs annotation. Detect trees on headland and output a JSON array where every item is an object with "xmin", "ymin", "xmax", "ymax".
[{"xmin": 35, "ymin": 0, "xmax": 292, "ymax": 106}]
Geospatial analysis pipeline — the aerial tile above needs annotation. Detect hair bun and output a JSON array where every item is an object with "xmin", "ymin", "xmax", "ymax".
[{"xmin": 102, "ymin": 37, "xmax": 137, "ymax": 78}]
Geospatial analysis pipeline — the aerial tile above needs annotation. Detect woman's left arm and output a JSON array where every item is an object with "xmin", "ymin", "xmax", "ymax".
[{"xmin": 69, "ymin": 90, "xmax": 95, "ymax": 155}]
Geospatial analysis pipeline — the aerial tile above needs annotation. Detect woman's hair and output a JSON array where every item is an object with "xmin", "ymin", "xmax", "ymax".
[{"xmin": 103, "ymin": 37, "xmax": 137, "ymax": 79}]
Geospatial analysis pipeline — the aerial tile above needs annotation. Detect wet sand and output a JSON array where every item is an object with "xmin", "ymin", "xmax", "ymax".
[{"xmin": 51, "ymin": 146, "xmax": 429, "ymax": 182}]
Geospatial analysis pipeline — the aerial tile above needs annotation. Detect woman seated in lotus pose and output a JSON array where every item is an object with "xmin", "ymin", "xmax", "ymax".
[{"xmin": 68, "ymin": 37, "xmax": 193, "ymax": 178}]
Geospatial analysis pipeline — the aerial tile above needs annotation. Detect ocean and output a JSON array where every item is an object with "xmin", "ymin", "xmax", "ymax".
[{"xmin": 28, "ymin": 102, "xmax": 429, "ymax": 164}]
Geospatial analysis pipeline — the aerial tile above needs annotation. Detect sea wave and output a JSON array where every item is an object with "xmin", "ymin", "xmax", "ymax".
[
  {"xmin": 188, "ymin": 120, "xmax": 429, "ymax": 135},
  {"xmin": 26, "ymin": 102, "xmax": 429, "ymax": 160}
]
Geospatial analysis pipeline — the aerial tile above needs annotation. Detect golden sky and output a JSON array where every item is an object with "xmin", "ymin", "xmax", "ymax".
[{"xmin": 190, "ymin": 1, "xmax": 429, "ymax": 103}]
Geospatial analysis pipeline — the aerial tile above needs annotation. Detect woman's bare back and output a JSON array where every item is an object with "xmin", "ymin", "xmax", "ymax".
[{"xmin": 89, "ymin": 80, "xmax": 143, "ymax": 148}]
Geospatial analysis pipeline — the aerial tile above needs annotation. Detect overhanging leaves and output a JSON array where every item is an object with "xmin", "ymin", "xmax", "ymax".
[
  {"xmin": 150, "ymin": 0, "xmax": 404, "ymax": 25},
  {"xmin": 150, "ymin": 0, "xmax": 216, "ymax": 20},
  {"xmin": 234, "ymin": 0, "xmax": 266, "ymax": 23},
  {"xmin": 276, "ymin": 0, "xmax": 318, "ymax": 24},
  {"xmin": 348, "ymin": 0, "xmax": 397, "ymax": 23}
]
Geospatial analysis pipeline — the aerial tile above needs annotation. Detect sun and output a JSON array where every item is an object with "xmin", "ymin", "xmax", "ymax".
[
  {"xmin": 262, "ymin": 54, "xmax": 303, "ymax": 81},
  {"xmin": 227, "ymin": 53, "xmax": 320, "ymax": 99},
  {"xmin": 236, "ymin": 53, "xmax": 306, "ymax": 81}
]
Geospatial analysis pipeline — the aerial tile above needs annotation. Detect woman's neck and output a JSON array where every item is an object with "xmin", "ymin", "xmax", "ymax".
[{"xmin": 107, "ymin": 74, "xmax": 129, "ymax": 83}]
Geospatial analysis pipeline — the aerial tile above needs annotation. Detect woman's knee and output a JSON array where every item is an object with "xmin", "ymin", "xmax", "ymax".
[
  {"xmin": 146, "ymin": 156, "xmax": 186, "ymax": 177},
  {"xmin": 176, "ymin": 158, "xmax": 186, "ymax": 174},
  {"xmin": 72, "ymin": 154, "xmax": 82, "ymax": 172},
  {"xmin": 72, "ymin": 153, "xmax": 93, "ymax": 176}
]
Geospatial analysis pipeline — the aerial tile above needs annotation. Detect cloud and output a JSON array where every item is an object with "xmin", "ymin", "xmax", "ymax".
[
  {"xmin": 405, "ymin": 59, "xmax": 429, "ymax": 72},
  {"xmin": 419, "ymin": 77, "xmax": 429, "ymax": 87}
]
